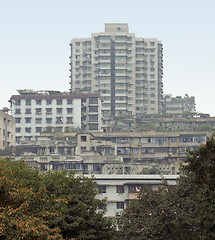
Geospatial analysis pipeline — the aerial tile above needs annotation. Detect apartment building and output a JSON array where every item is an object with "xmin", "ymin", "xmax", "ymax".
[
  {"xmin": 69, "ymin": 23, "xmax": 163, "ymax": 118},
  {"xmin": 163, "ymin": 94, "xmax": 196, "ymax": 115},
  {"xmin": 10, "ymin": 90, "xmax": 102, "ymax": 143},
  {"xmin": 0, "ymin": 110, "xmax": 15, "ymax": 149},
  {"xmin": 93, "ymin": 174, "xmax": 178, "ymax": 217}
]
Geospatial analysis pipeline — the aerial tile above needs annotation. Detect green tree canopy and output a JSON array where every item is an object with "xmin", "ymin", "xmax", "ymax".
[{"xmin": 0, "ymin": 158, "xmax": 116, "ymax": 240}]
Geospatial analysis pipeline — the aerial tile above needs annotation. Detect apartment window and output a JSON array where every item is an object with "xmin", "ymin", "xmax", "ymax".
[
  {"xmin": 36, "ymin": 100, "xmax": 42, "ymax": 105},
  {"xmin": 35, "ymin": 108, "xmax": 42, "ymax": 115},
  {"xmin": 116, "ymin": 186, "xmax": 124, "ymax": 194},
  {"xmin": 46, "ymin": 118, "xmax": 52, "ymax": 124},
  {"xmin": 46, "ymin": 108, "xmax": 52, "ymax": 114},
  {"xmin": 67, "ymin": 108, "xmax": 73, "ymax": 114},
  {"xmin": 81, "ymin": 136, "xmax": 87, "ymax": 142},
  {"xmin": 14, "ymin": 100, "xmax": 21, "ymax": 105},
  {"xmin": 89, "ymin": 106, "xmax": 98, "ymax": 112},
  {"xmin": 55, "ymin": 127, "xmax": 63, "ymax": 133},
  {"xmin": 89, "ymin": 97, "xmax": 98, "ymax": 104},
  {"xmin": 98, "ymin": 185, "xmax": 106, "ymax": 193},
  {"xmin": 89, "ymin": 115, "xmax": 98, "ymax": 122},
  {"xmin": 89, "ymin": 124, "xmax": 98, "ymax": 131},
  {"xmin": 25, "ymin": 100, "xmax": 31, "ymax": 105},
  {"xmin": 16, "ymin": 136, "xmax": 21, "ymax": 143},
  {"xmin": 98, "ymin": 204, "xmax": 106, "ymax": 210},
  {"xmin": 16, "ymin": 127, "xmax": 21, "ymax": 133},
  {"xmin": 57, "ymin": 99, "xmax": 62, "ymax": 105},
  {"xmin": 15, "ymin": 109, "xmax": 21, "ymax": 114},
  {"xmin": 15, "ymin": 118, "xmax": 21, "ymax": 123},
  {"xmin": 36, "ymin": 127, "xmax": 42, "ymax": 133},
  {"xmin": 150, "ymin": 42, "xmax": 155, "ymax": 46},
  {"xmin": 25, "ymin": 108, "xmax": 31, "ymax": 114},
  {"xmin": 36, "ymin": 118, "xmax": 42, "ymax": 124},
  {"xmin": 25, "ymin": 128, "xmax": 31, "ymax": 133},
  {"xmin": 116, "ymin": 202, "xmax": 124, "ymax": 209},
  {"xmin": 67, "ymin": 99, "xmax": 73, "ymax": 105},
  {"xmin": 57, "ymin": 108, "xmax": 63, "ymax": 114},
  {"xmin": 56, "ymin": 117, "xmax": 63, "ymax": 124},
  {"xmin": 25, "ymin": 118, "xmax": 31, "ymax": 123},
  {"xmin": 25, "ymin": 136, "xmax": 32, "ymax": 141},
  {"xmin": 46, "ymin": 99, "xmax": 52, "ymax": 105},
  {"xmin": 66, "ymin": 117, "xmax": 73, "ymax": 123}
]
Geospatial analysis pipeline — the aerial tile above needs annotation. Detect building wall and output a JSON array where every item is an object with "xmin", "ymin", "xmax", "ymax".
[
  {"xmin": 69, "ymin": 23, "xmax": 163, "ymax": 118},
  {"xmin": 10, "ymin": 91, "xmax": 102, "ymax": 143},
  {"xmin": 0, "ymin": 110, "xmax": 15, "ymax": 149}
]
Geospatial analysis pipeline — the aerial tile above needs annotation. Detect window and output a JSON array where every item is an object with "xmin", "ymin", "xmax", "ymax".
[
  {"xmin": 15, "ymin": 109, "xmax": 21, "ymax": 114},
  {"xmin": 14, "ymin": 100, "xmax": 21, "ymax": 105},
  {"xmin": 56, "ymin": 117, "xmax": 63, "ymax": 124},
  {"xmin": 15, "ymin": 118, "xmax": 21, "ymax": 123},
  {"xmin": 46, "ymin": 99, "xmax": 52, "ymax": 105},
  {"xmin": 89, "ymin": 106, "xmax": 98, "ymax": 112},
  {"xmin": 89, "ymin": 115, "xmax": 98, "ymax": 122},
  {"xmin": 57, "ymin": 99, "xmax": 62, "ymax": 105},
  {"xmin": 25, "ymin": 118, "xmax": 31, "ymax": 123},
  {"xmin": 81, "ymin": 136, "xmax": 87, "ymax": 142},
  {"xmin": 46, "ymin": 108, "xmax": 52, "ymax": 114},
  {"xmin": 98, "ymin": 204, "xmax": 106, "ymax": 210},
  {"xmin": 116, "ymin": 202, "xmax": 124, "ymax": 209},
  {"xmin": 36, "ymin": 118, "xmax": 42, "ymax": 124},
  {"xmin": 46, "ymin": 118, "xmax": 52, "ymax": 124},
  {"xmin": 67, "ymin": 99, "xmax": 73, "ymax": 105},
  {"xmin": 36, "ymin": 127, "xmax": 42, "ymax": 133},
  {"xmin": 25, "ymin": 109, "xmax": 31, "ymax": 114},
  {"xmin": 89, "ymin": 97, "xmax": 98, "ymax": 104},
  {"xmin": 67, "ymin": 108, "xmax": 73, "ymax": 114},
  {"xmin": 25, "ymin": 128, "xmax": 31, "ymax": 133},
  {"xmin": 25, "ymin": 100, "xmax": 31, "ymax": 105},
  {"xmin": 16, "ymin": 127, "xmax": 21, "ymax": 133},
  {"xmin": 66, "ymin": 117, "xmax": 73, "ymax": 123},
  {"xmin": 116, "ymin": 185, "xmax": 124, "ymax": 194},
  {"xmin": 89, "ymin": 124, "xmax": 98, "ymax": 130},
  {"xmin": 35, "ymin": 108, "xmax": 42, "ymax": 114},
  {"xmin": 36, "ymin": 100, "xmax": 42, "ymax": 105},
  {"xmin": 56, "ymin": 108, "xmax": 63, "ymax": 114},
  {"xmin": 98, "ymin": 185, "xmax": 106, "ymax": 193},
  {"xmin": 25, "ymin": 136, "xmax": 32, "ymax": 141}
]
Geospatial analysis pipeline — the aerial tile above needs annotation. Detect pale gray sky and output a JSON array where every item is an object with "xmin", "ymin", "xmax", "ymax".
[{"xmin": 1, "ymin": 0, "xmax": 215, "ymax": 115}]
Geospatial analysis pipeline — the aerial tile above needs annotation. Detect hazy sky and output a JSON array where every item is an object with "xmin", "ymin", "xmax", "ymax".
[{"xmin": 1, "ymin": 0, "xmax": 215, "ymax": 115}]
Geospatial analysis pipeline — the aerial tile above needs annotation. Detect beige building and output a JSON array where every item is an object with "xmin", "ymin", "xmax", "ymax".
[
  {"xmin": 69, "ymin": 23, "xmax": 163, "ymax": 118},
  {"xmin": 0, "ymin": 110, "xmax": 15, "ymax": 149}
]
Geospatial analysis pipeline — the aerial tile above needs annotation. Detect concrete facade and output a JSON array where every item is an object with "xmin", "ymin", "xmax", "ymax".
[
  {"xmin": 69, "ymin": 23, "xmax": 163, "ymax": 118},
  {"xmin": 10, "ymin": 90, "xmax": 103, "ymax": 143},
  {"xmin": 0, "ymin": 110, "xmax": 15, "ymax": 149}
]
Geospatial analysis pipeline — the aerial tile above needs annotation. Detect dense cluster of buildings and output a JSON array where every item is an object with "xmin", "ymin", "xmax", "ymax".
[{"xmin": 0, "ymin": 23, "xmax": 213, "ymax": 217}]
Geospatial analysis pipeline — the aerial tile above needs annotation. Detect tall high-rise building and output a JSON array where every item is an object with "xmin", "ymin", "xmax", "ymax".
[{"xmin": 69, "ymin": 23, "xmax": 163, "ymax": 118}]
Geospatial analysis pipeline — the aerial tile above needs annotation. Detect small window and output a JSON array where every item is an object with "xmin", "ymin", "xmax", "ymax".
[
  {"xmin": 25, "ymin": 109, "xmax": 31, "ymax": 114},
  {"xmin": 98, "ymin": 204, "xmax": 106, "ymax": 210},
  {"xmin": 46, "ymin": 108, "xmax": 52, "ymax": 114},
  {"xmin": 46, "ymin": 118, "xmax": 52, "ymax": 124},
  {"xmin": 25, "ymin": 100, "xmax": 31, "ymax": 105},
  {"xmin": 89, "ymin": 97, "xmax": 98, "ymax": 104},
  {"xmin": 116, "ymin": 202, "xmax": 124, "ymax": 209},
  {"xmin": 36, "ymin": 100, "xmax": 42, "ymax": 105},
  {"xmin": 36, "ymin": 127, "xmax": 42, "ymax": 133},
  {"xmin": 15, "ymin": 109, "xmax": 21, "ymax": 114},
  {"xmin": 57, "ymin": 99, "xmax": 62, "ymax": 105},
  {"xmin": 15, "ymin": 127, "xmax": 21, "ymax": 133},
  {"xmin": 25, "ymin": 127, "xmax": 31, "ymax": 133},
  {"xmin": 81, "ymin": 136, "xmax": 87, "ymax": 142},
  {"xmin": 36, "ymin": 118, "xmax": 42, "ymax": 124},
  {"xmin": 46, "ymin": 99, "xmax": 52, "ymax": 105},
  {"xmin": 35, "ymin": 108, "xmax": 42, "ymax": 114},
  {"xmin": 116, "ymin": 186, "xmax": 124, "ymax": 194},
  {"xmin": 67, "ymin": 99, "xmax": 73, "ymax": 105},
  {"xmin": 25, "ymin": 118, "xmax": 31, "ymax": 123},
  {"xmin": 67, "ymin": 108, "xmax": 73, "ymax": 114},
  {"xmin": 15, "ymin": 118, "xmax": 21, "ymax": 123},
  {"xmin": 57, "ymin": 108, "xmax": 63, "ymax": 114},
  {"xmin": 98, "ymin": 185, "xmax": 106, "ymax": 193}
]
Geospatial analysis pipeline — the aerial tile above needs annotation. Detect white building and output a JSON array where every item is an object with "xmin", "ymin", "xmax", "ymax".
[
  {"xmin": 69, "ymin": 23, "xmax": 164, "ymax": 118},
  {"xmin": 0, "ymin": 110, "xmax": 15, "ymax": 149},
  {"xmin": 10, "ymin": 90, "xmax": 103, "ymax": 143},
  {"xmin": 86, "ymin": 174, "xmax": 178, "ymax": 217}
]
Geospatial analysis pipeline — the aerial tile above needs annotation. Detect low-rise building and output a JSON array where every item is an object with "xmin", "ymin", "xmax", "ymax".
[
  {"xmin": 92, "ymin": 174, "xmax": 178, "ymax": 217},
  {"xmin": 10, "ymin": 90, "xmax": 103, "ymax": 143},
  {"xmin": 0, "ymin": 109, "xmax": 15, "ymax": 149}
]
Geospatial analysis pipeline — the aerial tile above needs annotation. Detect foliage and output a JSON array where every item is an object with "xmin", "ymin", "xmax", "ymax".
[
  {"xmin": 118, "ymin": 133, "xmax": 215, "ymax": 240},
  {"xmin": 0, "ymin": 158, "xmax": 116, "ymax": 240}
]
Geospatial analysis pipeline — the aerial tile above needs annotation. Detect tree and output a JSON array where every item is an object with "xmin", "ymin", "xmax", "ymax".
[
  {"xmin": 0, "ymin": 158, "xmax": 116, "ymax": 240},
  {"xmin": 118, "ymin": 134, "xmax": 215, "ymax": 240}
]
